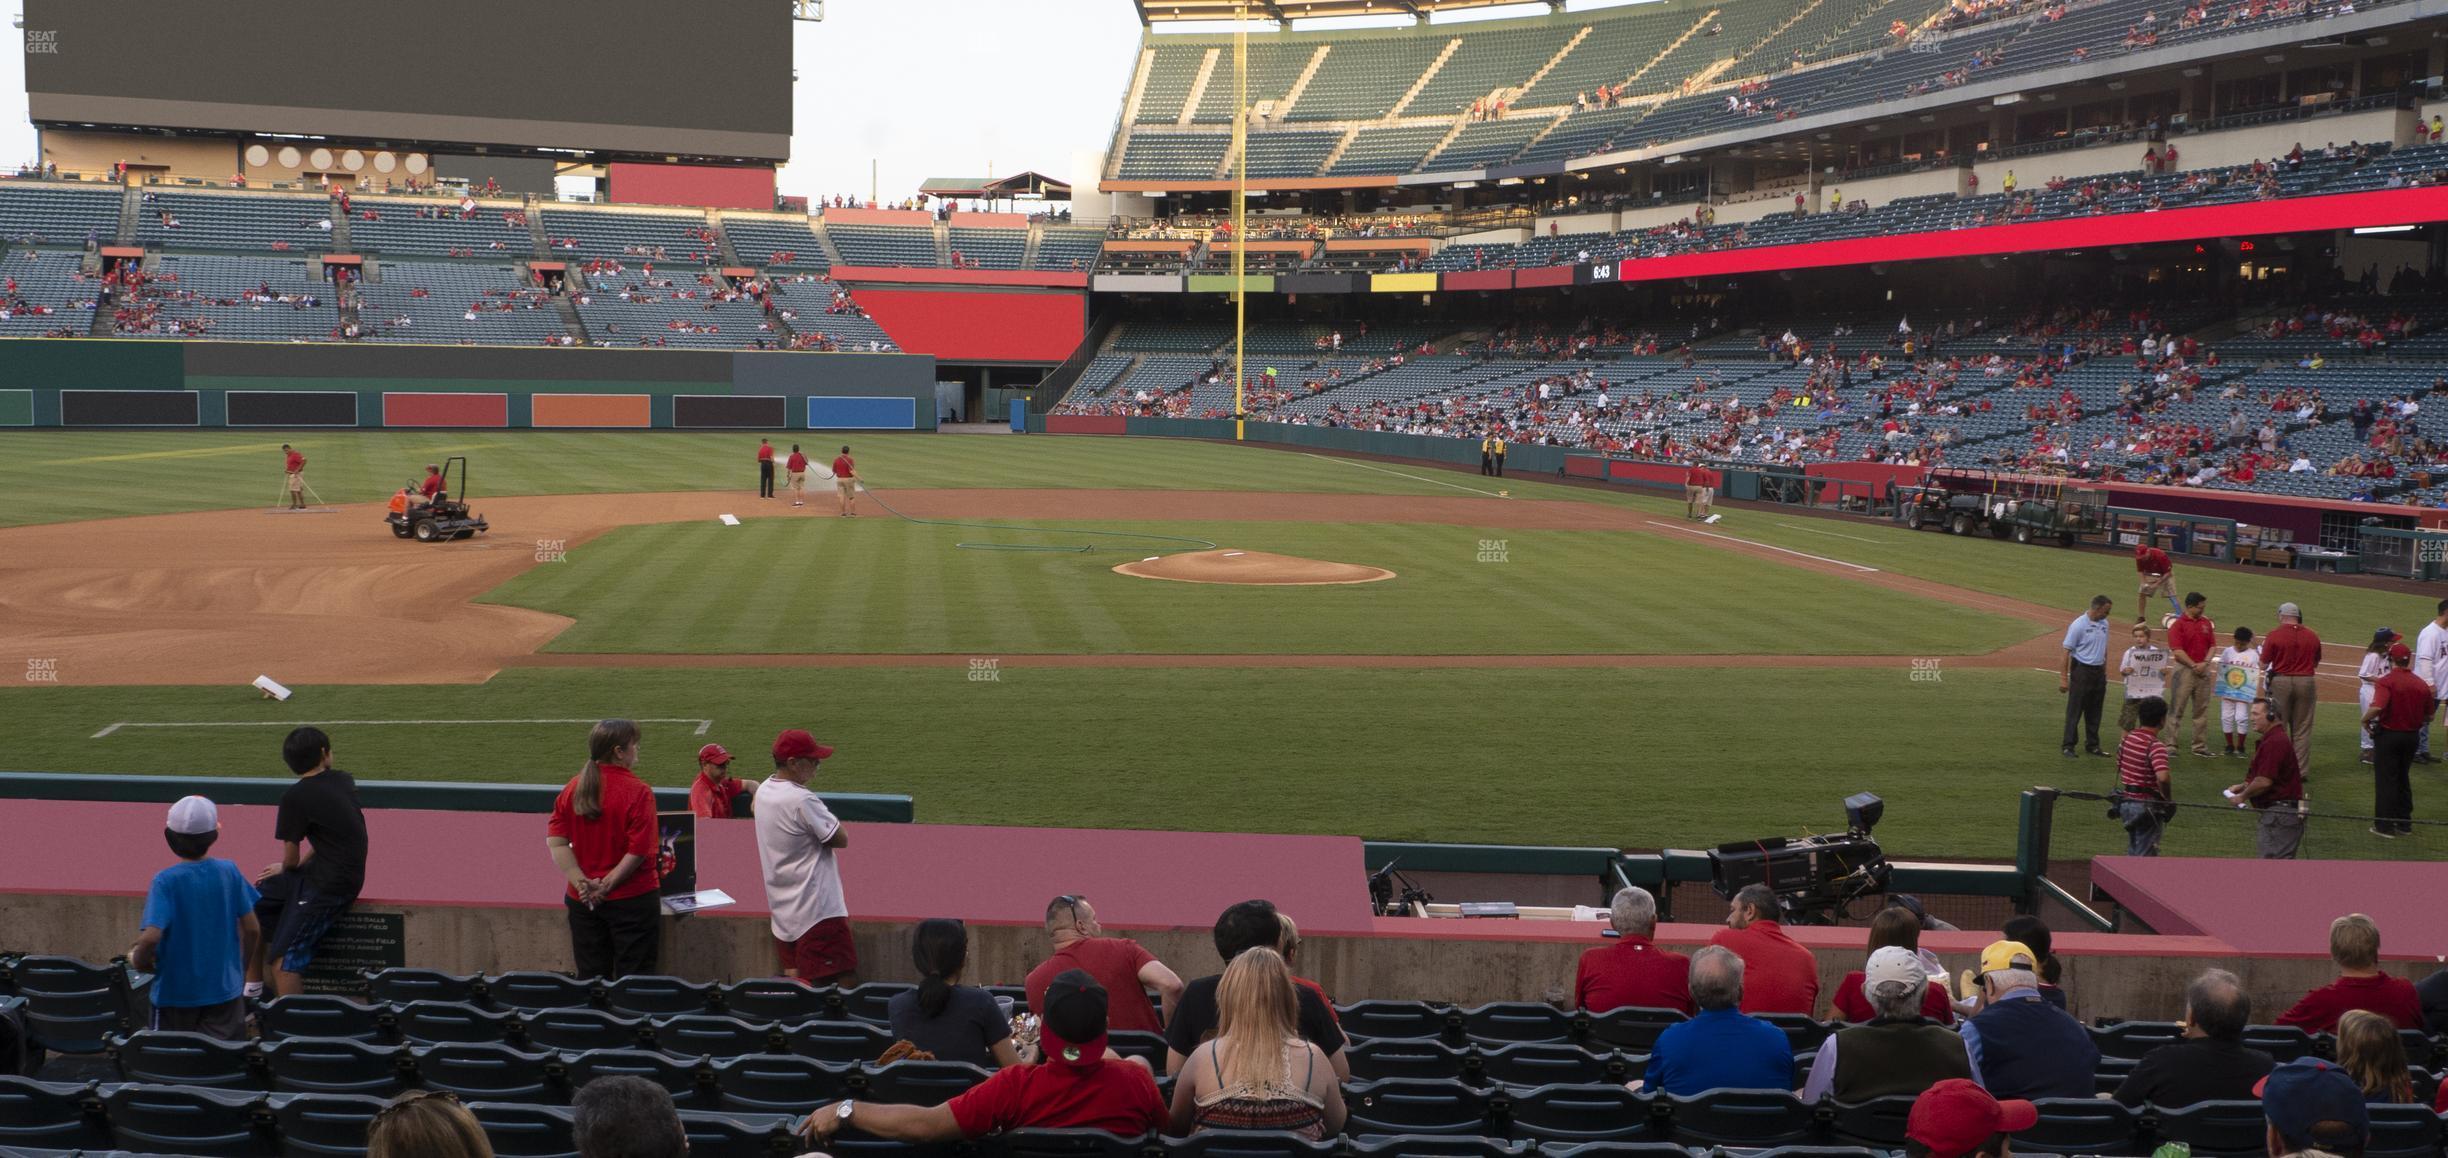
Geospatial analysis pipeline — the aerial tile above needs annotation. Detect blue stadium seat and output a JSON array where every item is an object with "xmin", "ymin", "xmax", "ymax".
[
  {"xmin": 1339, "ymin": 1000, "xmax": 1457, "ymax": 1042},
  {"xmin": 1582, "ymin": 1008, "xmax": 1684, "ymax": 1053},
  {"xmin": 1532, "ymin": 1144, "xmax": 1691, "ymax": 1158},
  {"xmin": 466, "ymin": 1101, "xmax": 578, "ymax": 1158},
  {"xmin": 259, "ymin": 1036, "xmax": 411, "ymax": 1098},
  {"xmin": 1660, "ymin": 1089, "xmax": 1816, "ymax": 1148},
  {"xmin": 519, "ymin": 1007, "xmax": 649, "ymax": 1054},
  {"xmin": 2367, "ymin": 1102, "xmax": 2446, "ymax": 1158},
  {"xmin": 721, "ymin": 979, "xmax": 841, "ymax": 1023},
  {"xmin": 395, "ymin": 999, "xmax": 516, "ymax": 1045},
  {"xmin": 8, "ymin": 955, "xmax": 149, "ymax": 1054},
  {"xmin": 677, "ymin": 1108, "xmax": 800, "ymax": 1158},
  {"xmin": 1162, "ymin": 1130, "xmax": 1339, "ymax": 1158},
  {"xmin": 2400, "ymin": 1030, "xmax": 2438, "ymax": 1070},
  {"xmin": 2238, "ymin": 1025, "xmax": 2313, "ymax": 1062},
  {"xmin": 2152, "ymin": 1099, "xmax": 2270, "ymax": 1158},
  {"xmin": 1347, "ymin": 1134, "xmax": 1528, "ymax": 1157},
  {"xmin": 487, "ymin": 971, "xmax": 599, "ymax": 1011},
  {"xmin": 785, "ymin": 1019, "xmax": 897, "ymax": 1064},
  {"xmin": 1109, "ymin": 1029, "xmax": 1170, "ymax": 1071},
  {"xmin": 363, "ymin": 968, "xmax": 481, "ymax": 1007},
  {"xmin": 860, "ymin": 1059, "xmax": 994, "ymax": 1104},
  {"xmin": 411, "ymin": 1042, "xmax": 563, "ymax": 1104},
  {"xmin": 0, "ymin": 1075, "xmax": 109, "ymax": 1151},
  {"xmin": 709, "ymin": 1053, "xmax": 855, "ymax": 1114},
  {"xmin": 2016, "ymin": 1097, "xmax": 2140, "ymax": 1155},
  {"xmin": 101, "ymin": 1083, "xmax": 273, "ymax": 1157},
  {"xmin": 1459, "ymin": 1002, "xmax": 1577, "ymax": 1047},
  {"xmin": 563, "ymin": 1047, "xmax": 711, "ymax": 1107},
  {"xmin": 269, "ymin": 1091, "xmax": 387, "ymax": 1158},
  {"xmin": 1759, "ymin": 1013, "xmax": 1835, "ymax": 1053},
  {"xmin": 980, "ymin": 1128, "xmax": 1155, "ymax": 1158},
  {"xmin": 603, "ymin": 975, "xmax": 717, "ymax": 1018},
  {"xmin": 111, "ymin": 1030, "xmax": 262, "ymax": 1090},
  {"xmin": 1341, "ymin": 1077, "xmax": 1495, "ymax": 1136},
  {"xmin": 1347, "ymin": 1037, "xmax": 1471, "ymax": 1083},
  {"xmin": 1504, "ymin": 1082, "xmax": 1655, "ymax": 1144},
  {"xmin": 837, "ymin": 982, "xmax": 914, "ymax": 1025},
  {"xmin": 1824, "ymin": 1096, "xmax": 1913, "ymax": 1148},
  {"xmin": 1477, "ymin": 1043, "xmax": 1620, "ymax": 1090},
  {"xmin": 256, "ymin": 995, "xmax": 389, "ymax": 1043},
  {"xmin": 2088, "ymin": 1020, "xmax": 2184, "ymax": 1060},
  {"xmin": 655, "ymin": 1013, "xmax": 782, "ymax": 1058}
]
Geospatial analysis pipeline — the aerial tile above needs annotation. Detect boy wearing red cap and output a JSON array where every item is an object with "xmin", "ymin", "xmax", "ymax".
[
  {"xmin": 1907, "ymin": 1078, "xmax": 2035, "ymax": 1158},
  {"xmin": 753, "ymin": 728, "xmax": 856, "ymax": 983},
  {"xmin": 688, "ymin": 743, "xmax": 751, "ymax": 819}
]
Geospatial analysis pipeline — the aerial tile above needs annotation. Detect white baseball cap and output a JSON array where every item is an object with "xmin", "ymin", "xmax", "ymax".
[
  {"xmin": 166, "ymin": 795, "xmax": 219, "ymax": 835},
  {"xmin": 1864, "ymin": 945, "xmax": 1926, "ymax": 994}
]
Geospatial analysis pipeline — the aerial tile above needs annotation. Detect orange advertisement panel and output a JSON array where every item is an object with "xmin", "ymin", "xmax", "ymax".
[{"xmin": 530, "ymin": 393, "xmax": 651, "ymax": 428}]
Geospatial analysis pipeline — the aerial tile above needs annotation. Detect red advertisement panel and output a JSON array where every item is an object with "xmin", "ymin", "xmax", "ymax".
[
  {"xmin": 383, "ymin": 392, "xmax": 507, "ymax": 428},
  {"xmin": 852, "ymin": 288, "xmax": 1085, "ymax": 363}
]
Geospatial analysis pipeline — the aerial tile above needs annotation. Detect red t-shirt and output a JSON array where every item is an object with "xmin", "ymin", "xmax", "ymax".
[
  {"xmin": 2116, "ymin": 727, "xmax": 2171, "ymax": 797},
  {"xmin": 687, "ymin": 770, "xmax": 751, "ymax": 819},
  {"xmin": 1574, "ymin": 936, "xmax": 1693, "ymax": 1014},
  {"xmin": 833, "ymin": 455, "xmax": 854, "ymax": 479},
  {"xmin": 2167, "ymin": 612, "xmax": 2217, "ymax": 664},
  {"xmin": 786, "ymin": 452, "xmax": 808, "ymax": 473},
  {"xmin": 2135, "ymin": 546, "xmax": 2171, "ymax": 576},
  {"xmin": 284, "ymin": 451, "xmax": 305, "ymax": 473},
  {"xmin": 1830, "ymin": 971, "xmax": 1954, "ymax": 1025},
  {"xmin": 756, "ymin": 443, "xmax": 774, "ymax": 462},
  {"xmin": 2372, "ymin": 669, "xmax": 2434, "ymax": 731},
  {"xmin": 420, "ymin": 474, "xmax": 444, "ymax": 498},
  {"xmin": 1685, "ymin": 466, "xmax": 1708, "ymax": 487},
  {"xmin": 2260, "ymin": 623, "xmax": 2323, "ymax": 676},
  {"xmin": 943, "ymin": 1056, "xmax": 1167, "ymax": 1138},
  {"xmin": 2274, "ymin": 972, "xmax": 2423, "ymax": 1033},
  {"xmin": 1709, "ymin": 921, "xmax": 1820, "ymax": 1015},
  {"xmin": 1025, "ymin": 938, "xmax": 1163, "ymax": 1034},
  {"xmin": 545, "ymin": 764, "xmax": 661, "ymax": 901}
]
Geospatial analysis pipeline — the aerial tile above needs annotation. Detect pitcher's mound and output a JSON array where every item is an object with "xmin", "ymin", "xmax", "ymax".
[{"xmin": 1113, "ymin": 549, "xmax": 1395, "ymax": 586}]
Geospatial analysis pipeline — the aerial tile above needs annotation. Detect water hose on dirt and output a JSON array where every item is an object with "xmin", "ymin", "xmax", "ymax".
[{"xmin": 853, "ymin": 480, "xmax": 1218, "ymax": 554}]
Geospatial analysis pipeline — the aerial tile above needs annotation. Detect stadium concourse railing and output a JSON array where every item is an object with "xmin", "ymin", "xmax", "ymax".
[{"xmin": 0, "ymin": 771, "xmax": 914, "ymax": 822}]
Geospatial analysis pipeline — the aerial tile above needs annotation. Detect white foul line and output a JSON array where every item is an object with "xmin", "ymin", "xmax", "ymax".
[
  {"xmin": 1298, "ymin": 452, "xmax": 1510, "ymax": 498},
  {"xmin": 1773, "ymin": 521, "xmax": 1884, "ymax": 544},
  {"xmin": 1645, "ymin": 521, "xmax": 1880, "ymax": 573},
  {"xmin": 92, "ymin": 717, "xmax": 714, "ymax": 740}
]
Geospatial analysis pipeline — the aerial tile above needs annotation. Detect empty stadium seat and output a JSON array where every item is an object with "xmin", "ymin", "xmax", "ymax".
[
  {"xmin": 980, "ymin": 1128, "xmax": 1153, "ymax": 1158},
  {"xmin": 1340, "ymin": 1077, "xmax": 1495, "ymax": 1136},
  {"xmin": 395, "ymin": 999, "xmax": 516, "ymax": 1046},
  {"xmin": 1161, "ymin": 1129, "xmax": 1339, "ymax": 1158},
  {"xmin": 1109, "ymin": 1029, "xmax": 1171, "ymax": 1071},
  {"xmin": 260, "ymin": 1035, "xmax": 412, "ymax": 1098},
  {"xmin": 1582, "ymin": 1008, "xmax": 1684, "ymax": 1053},
  {"xmin": 1476, "ymin": 1043, "xmax": 1622, "ymax": 1090},
  {"xmin": 2239, "ymin": 1025, "xmax": 2314, "ymax": 1062},
  {"xmin": 488, "ymin": 971, "xmax": 599, "ymax": 1011},
  {"xmin": 838, "ymin": 982, "xmax": 916, "ymax": 1024},
  {"xmin": 1760, "ymin": 1013, "xmax": 1835, "ymax": 1053},
  {"xmin": 785, "ymin": 1018, "xmax": 898, "ymax": 1064},
  {"xmin": 256, "ymin": 995, "xmax": 388, "ymax": 1042},
  {"xmin": 1346, "ymin": 1134, "xmax": 1527, "ymax": 1157},
  {"xmin": 1347, "ymin": 1037, "xmax": 1472, "ymax": 1083},
  {"xmin": 520, "ymin": 1007, "xmax": 650, "ymax": 1054},
  {"xmin": 111, "ymin": 1030, "xmax": 261, "ymax": 1090},
  {"xmin": 1825, "ymin": 1095, "xmax": 1914, "ymax": 1148},
  {"xmin": 603, "ymin": 975, "xmax": 716, "ymax": 1018},
  {"xmin": 0, "ymin": 1075, "xmax": 109, "ymax": 1150},
  {"xmin": 721, "ymin": 979, "xmax": 842, "ymax": 1023},
  {"xmin": 6, "ymin": 955, "xmax": 150, "ymax": 1054},
  {"xmin": 1659, "ymin": 1089, "xmax": 1816, "ymax": 1148},
  {"xmin": 563, "ymin": 1047, "xmax": 709, "ymax": 1105},
  {"xmin": 2153, "ymin": 1099, "xmax": 2271, "ymax": 1158},
  {"xmin": 466, "ymin": 1100, "xmax": 579, "ymax": 1158},
  {"xmin": 860, "ymin": 1058, "xmax": 993, "ymax": 1104},
  {"xmin": 101, "ymin": 1082, "xmax": 272, "ymax": 1157},
  {"xmin": 1504, "ymin": 1082, "xmax": 1655, "ymax": 1144},
  {"xmin": 709, "ymin": 1052, "xmax": 856, "ymax": 1114},
  {"xmin": 2086, "ymin": 1020, "xmax": 2184, "ymax": 1060},
  {"xmin": 268, "ymin": 1091, "xmax": 387, "ymax": 1158},
  {"xmin": 653, "ymin": 1013, "xmax": 781, "ymax": 1058},
  {"xmin": 2015, "ymin": 1096, "xmax": 2140, "ymax": 1155},
  {"xmin": 1459, "ymin": 1002, "xmax": 1577, "ymax": 1046},
  {"xmin": 677, "ymin": 1109, "xmax": 802, "ymax": 1158},
  {"xmin": 2368, "ymin": 1102, "xmax": 2447, "ymax": 1158},
  {"xmin": 1339, "ymin": 1000, "xmax": 1456, "ymax": 1041},
  {"xmin": 411, "ymin": 1042, "xmax": 563, "ymax": 1104}
]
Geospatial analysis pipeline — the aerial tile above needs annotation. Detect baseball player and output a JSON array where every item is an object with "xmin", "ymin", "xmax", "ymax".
[
  {"xmin": 832, "ymin": 445, "xmax": 857, "ymax": 518},
  {"xmin": 281, "ymin": 444, "xmax": 307, "ymax": 510}
]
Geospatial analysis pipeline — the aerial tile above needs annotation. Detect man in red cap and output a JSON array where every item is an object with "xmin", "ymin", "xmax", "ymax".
[
  {"xmin": 1906, "ymin": 1078, "xmax": 2035, "ymax": 1158},
  {"xmin": 753, "ymin": 729, "xmax": 855, "ymax": 984},
  {"xmin": 796, "ymin": 968, "xmax": 1163, "ymax": 1146},
  {"xmin": 687, "ymin": 743, "xmax": 751, "ymax": 820},
  {"xmin": 2362, "ymin": 641, "xmax": 2430, "ymax": 837}
]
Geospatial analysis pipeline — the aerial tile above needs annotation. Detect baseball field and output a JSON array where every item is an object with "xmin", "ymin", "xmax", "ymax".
[{"xmin": 0, "ymin": 429, "xmax": 2434, "ymax": 861}]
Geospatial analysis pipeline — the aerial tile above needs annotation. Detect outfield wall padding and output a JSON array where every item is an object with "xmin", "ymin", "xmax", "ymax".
[
  {"xmin": 0, "ymin": 389, "xmax": 32, "ymax": 426},
  {"xmin": 383, "ymin": 392, "xmax": 509, "ymax": 428},
  {"xmin": 225, "ymin": 389, "xmax": 359, "ymax": 428},
  {"xmin": 1089, "ymin": 419, "xmax": 1569, "ymax": 475},
  {"xmin": 1046, "ymin": 414, "xmax": 1126, "ymax": 435},
  {"xmin": 806, "ymin": 395, "xmax": 917, "ymax": 430},
  {"xmin": 674, "ymin": 393, "xmax": 787, "ymax": 429},
  {"xmin": 529, "ymin": 393, "xmax": 653, "ymax": 428},
  {"xmin": 59, "ymin": 389, "xmax": 199, "ymax": 426}
]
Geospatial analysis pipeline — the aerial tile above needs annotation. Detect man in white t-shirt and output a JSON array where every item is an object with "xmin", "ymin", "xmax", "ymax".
[
  {"xmin": 2118, "ymin": 621, "xmax": 2171, "ymax": 734},
  {"xmin": 2417, "ymin": 600, "xmax": 2448, "ymax": 765},
  {"xmin": 754, "ymin": 729, "xmax": 857, "ymax": 984}
]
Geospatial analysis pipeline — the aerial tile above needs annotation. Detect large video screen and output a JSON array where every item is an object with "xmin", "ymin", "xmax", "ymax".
[{"xmin": 23, "ymin": 0, "xmax": 791, "ymax": 160}]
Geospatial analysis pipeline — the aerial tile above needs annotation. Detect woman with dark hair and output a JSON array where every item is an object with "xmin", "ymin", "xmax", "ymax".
[
  {"xmin": 545, "ymin": 719, "xmax": 662, "ymax": 980},
  {"xmin": 1831, "ymin": 906, "xmax": 1952, "ymax": 1024},
  {"xmin": 2337, "ymin": 1009, "xmax": 2417, "ymax": 1103},
  {"xmin": 886, "ymin": 918, "xmax": 1020, "ymax": 1067},
  {"xmin": 2000, "ymin": 915, "xmax": 2065, "ymax": 1009}
]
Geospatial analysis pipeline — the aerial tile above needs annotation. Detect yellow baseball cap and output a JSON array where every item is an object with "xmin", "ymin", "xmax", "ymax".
[{"xmin": 1978, "ymin": 940, "xmax": 2036, "ymax": 976}]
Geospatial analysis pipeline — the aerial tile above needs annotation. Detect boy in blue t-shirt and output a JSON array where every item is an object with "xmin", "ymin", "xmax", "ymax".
[{"xmin": 129, "ymin": 796, "xmax": 262, "ymax": 1040}]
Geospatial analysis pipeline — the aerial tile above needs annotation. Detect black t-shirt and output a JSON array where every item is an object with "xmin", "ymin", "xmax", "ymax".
[
  {"xmin": 886, "ymin": 986, "xmax": 1012, "ymax": 1068},
  {"xmin": 1164, "ymin": 973, "xmax": 1345, "ymax": 1059},
  {"xmin": 2112, "ymin": 1038, "xmax": 2275, "ymax": 1107},
  {"xmin": 276, "ymin": 769, "xmax": 368, "ymax": 900},
  {"xmin": 2416, "ymin": 969, "xmax": 2448, "ymax": 1036}
]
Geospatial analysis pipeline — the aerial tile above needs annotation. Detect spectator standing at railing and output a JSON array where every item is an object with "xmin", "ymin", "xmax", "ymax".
[
  {"xmin": 755, "ymin": 728, "xmax": 857, "ymax": 986},
  {"xmin": 2261, "ymin": 603, "xmax": 2323, "ymax": 774}
]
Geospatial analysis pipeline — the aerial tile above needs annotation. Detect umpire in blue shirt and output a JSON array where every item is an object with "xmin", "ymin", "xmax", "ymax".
[{"xmin": 2061, "ymin": 595, "xmax": 2114, "ymax": 758}]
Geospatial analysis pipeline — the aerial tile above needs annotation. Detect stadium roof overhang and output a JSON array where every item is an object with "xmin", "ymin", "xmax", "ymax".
[
  {"xmin": 918, "ymin": 172, "xmax": 1071, "ymax": 200},
  {"xmin": 1136, "ymin": 0, "xmax": 1544, "ymax": 24}
]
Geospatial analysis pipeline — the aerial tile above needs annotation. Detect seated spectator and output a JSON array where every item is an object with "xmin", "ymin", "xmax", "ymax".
[
  {"xmin": 1960, "ymin": 940, "xmax": 2098, "ymax": 1100},
  {"xmin": 367, "ymin": 1090, "xmax": 494, "ymax": 1158},
  {"xmin": 686, "ymin": 742, "xmax": 750, "ymax": 819},
  {"xmin": 2335, "ymin": 1009, "xmax": 2416, "ymax": 1103},
  {"xmin": 799, "ymin": 970, "xmax": 1167, "ymax": 1146},
  {"xmin": 1164, "ymin": 900, "xmax": 1348, "ymax": 1080},
  {"xmin": 1800, "ymin": 946, "xmax": 1973, "ymax": 1101},
  {"xmin": 1166, "ymin": 947, "xmax": 1348, "ymax": 1138},
  {"xmin": 1575, "ymin": 886, "xmax": 1692, "ymax": 1014},
  {"xmin": 1640, "ymin": 946, "xmax": 1793, "ymax": 1095},
  {"xmin": 129, "ymin": 796, "xmax": 261, "ymax": 1041},
  {"xmin": 2277, "ymin": 914, "xmax": 2423, "ymax": 1032},
  {"xmin": 1832, "ymin": 905, "xmax": 1952, "ymax": 1024},
  {"xmin": 2257, "ymin": 1058, "xmax": 2371, "ymax": 1158},
  {"xmin": 2417, "ymin": 967, "xmax": 2448, "ymax": 1035},
  {"xmin": 2000, "ymin": 916, "xmax": 2068, "ymax": 1010},
  {"xmin": 888, "ymin": 918, "xmax": 1020, "ymax": 1068},
  {"xmin": 1709, "ymin": 882, "xmax": 1819, "ymax": 1014},
  {"xmin": 573, "ymin": 1075, "xmax": 686, "ymax": 1158},
  {"xmin": 1907, "ymin": 1078, "xmax": 2035, "ymax": 1158},
  {"xmin": 1026, "ymin": 893, "xmax": 1184, "ymax": 1034},
  {"xmin": 2112, "ymin": 968, "xmax": 2273, "ymax": 1106}
]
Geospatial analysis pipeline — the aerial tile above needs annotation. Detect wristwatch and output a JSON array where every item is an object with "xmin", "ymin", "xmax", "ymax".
[{"xmin": 835, "ymin": 1100, "xmax": 856, "ymax": 1129}]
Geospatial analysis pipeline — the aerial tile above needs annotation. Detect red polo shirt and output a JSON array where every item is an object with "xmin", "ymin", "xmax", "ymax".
[
  {"xmin": 1575, "ymin": 936, "xmax": 1693, "ymax": 1014},
  {"xmin": 2274, "ymin": 972, "xmax": 2423, "ymax": 1033},
  {"xmin": 832, "ymin": 455, "xmax": 854, "ymax": 479},
  {"xmin": 756, "ymin": 443, "xmax": 774, "ymax": 462},
  {"xmin": 943, "ymin": 1055, "xmax": 1166, "ymax": 1138},
  {"xmin": 1685, "ymin": 466, "xmax": 1708, "ymax": 487},
  {"xmin": 2248, "ymin": 726, "xmax": 2303, "ymax": 805},
  {"xmin": 688, "ymin": 769, "xmax": 750, "ymax": 819},
  {"xmin": 545, "ymin": 764, "xmax": 661, "ymax": 902},
  {"xmin": 2167, "ymin": 612, "xmax": 2216, "ymax": 663},
  {"xmin": 1025, "ymin": 938, "xmax": 1164, "ymax": 1034},
  {"xmin": 785, "ymin": 452, "xmax": 807, "ymax": 473},
  {"xmin": 2260, "ymin": 623, "xmax": 2322, "ymax": 676},
  {"xmin": 284, "ymin": 450, "xmax": 305, "ymax": 473},
  {"xmin": 2372, "ymin": 668, "xmax": 2435, "ymax": 731},
  {"xmin": 420, "ymin": 474, "xmax": 444, "ymax": 499},
  {"xmin": 1708, "ymin": 921, "xmax": 1820, "ymax": 1014},
  {"xmin": 2135, "ymin": 546, "xmax": 2171, "ymax": 576}
]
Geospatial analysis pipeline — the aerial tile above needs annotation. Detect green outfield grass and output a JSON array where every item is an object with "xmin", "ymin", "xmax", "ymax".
[
  {"xmin": 479, "ymin": 518, "xmax": 2030, "ymax": 656},
  {"xmin": 0, "ymin": 666, "xmax": 2426, "ymax": 861}
]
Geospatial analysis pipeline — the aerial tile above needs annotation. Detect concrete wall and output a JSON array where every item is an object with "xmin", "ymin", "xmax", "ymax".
[
  {"xmin": 1836, "ymin": 166, "xmax": 1962, "ymax": 209},
  {"xmin": 1452, "ymin": 227, "xmax": 1531, "ymax": 247},
  {"xmin": 42, "ymin": 128, "xmax": 236, "ymax": 182},
  {"xmin": 2174, "ymin": 108, "xmax": 2412, "ymax": 171},
  {"xmin": 1535, "ymin": 211, "xmax": 1619, "ymax": 236}
]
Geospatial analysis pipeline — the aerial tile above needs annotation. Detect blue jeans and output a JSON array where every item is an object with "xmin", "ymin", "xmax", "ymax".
[{"xmin": 2117, "ymin": 800, "xmax": 2164, "ymax": 857}]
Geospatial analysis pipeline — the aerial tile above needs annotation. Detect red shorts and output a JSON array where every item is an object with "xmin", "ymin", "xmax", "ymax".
[{"xmin": 776, "ymin": 916, "xmax": 858, "ymax": 982}]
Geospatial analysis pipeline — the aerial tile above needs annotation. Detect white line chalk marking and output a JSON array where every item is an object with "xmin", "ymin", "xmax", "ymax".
[
  {"xmin": 1773, "ymin": 521, "xmax": 1883, "ymax": 544},
  {"xmin": 1644, "ymin": 521, "xmax": 1880, "ymax": 573},
  {"xmin": 1299, "ymin": 453, "xmax": 1509, "ymax": 498},
  {"xmin": 93, "ymin": 717, "xmax": 713, "ymax": 739}
]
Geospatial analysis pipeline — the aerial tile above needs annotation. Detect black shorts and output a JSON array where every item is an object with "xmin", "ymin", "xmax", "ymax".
[{"xmin": 256, "ymin": 871, "xmax": 355, "ymax": 974}]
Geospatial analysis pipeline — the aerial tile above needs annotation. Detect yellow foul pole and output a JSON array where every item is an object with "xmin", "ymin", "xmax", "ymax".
[{"xmin": 1232, "ymin": 3, "xmax": 1248, "ymax": 441}]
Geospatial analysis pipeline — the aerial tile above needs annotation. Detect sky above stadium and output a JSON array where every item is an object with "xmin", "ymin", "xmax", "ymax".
[{"xmin": 0, "ymin": 0, "xmax": 1651, "ymax": 205}]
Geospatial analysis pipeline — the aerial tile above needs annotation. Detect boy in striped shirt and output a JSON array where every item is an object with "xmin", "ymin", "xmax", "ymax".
[{"xmin": 2114, "ymin": 697, "xmax": 2173, "ymax": 857}]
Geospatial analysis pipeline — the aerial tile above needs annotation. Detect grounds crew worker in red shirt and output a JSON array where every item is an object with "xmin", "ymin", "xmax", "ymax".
[
  {"xmin": 1708, "ymin": 882, "xmax": 1818, "ymax": 1014},
  {"xmin": 2228, "ymin": 698, "xmax": 2307, "ymax": 859},
  {"xmin": 833, "ymin": 445, "xmax": 858, "ymax": 517},
  {"xmin": 784, "ymin": 445, "xmax": 809, "ymax": 507},
  {"xmin": 2135, "ymin": 541, "xmax": 2175, "ymax": 617},
  {"xmin": 2362, "ymin": 642, "xmax": 2429, "ymax": 837},
  {"xmin": 545, "ymin": 718, "xmax": 663, "ymax": 980},
  {"xmin": 2260, "ymin": 602, "xmax": 2324, "ymax": 776},
  {"xmin": 419, "ymin": 463, "xmax": 445, "ymax": 502},
  {"xmin": 756, "ymin": 438, "xmax": 775, "ymax": 500},
  {"xmin": 2165, "ymin": 592, "xmax": 2219, "ymax": 757},
  {"xmin": 281, "ymin": 444, "xmax": 307, "ymax": 510}
]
